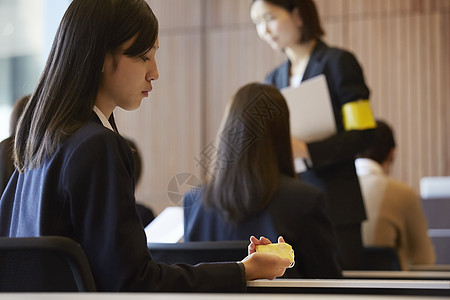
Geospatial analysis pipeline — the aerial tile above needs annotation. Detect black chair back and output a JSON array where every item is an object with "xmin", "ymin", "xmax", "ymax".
[
  {"xmin": 363, "ymin": 246, "xmax": 401, "ymax": 271},
  {"xmin": 0, "ymin": 236, "xmax": 96, "ymax": 292},
  {"xmin": 148, "ymin": 240, "xmax": 249, "ymax": 265}
]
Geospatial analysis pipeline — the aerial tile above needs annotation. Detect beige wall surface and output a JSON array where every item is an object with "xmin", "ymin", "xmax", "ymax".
[{"xmin": 115, "ymin": 0, "xmax": 450, "ymax": 215}]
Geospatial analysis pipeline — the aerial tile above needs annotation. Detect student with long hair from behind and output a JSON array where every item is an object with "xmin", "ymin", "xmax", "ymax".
[
  {"xmin": 184, "ymin": 83, "xmax": 342, "ymax": 279},
  {"xmin": 0, "ymin": 0, "xmax": 290, "ymax": 292}
]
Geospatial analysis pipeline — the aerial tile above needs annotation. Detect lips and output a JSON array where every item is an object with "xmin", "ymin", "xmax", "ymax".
[{"xmin": 141, "ymin": 87, "xmax": 152, "ymax": 97}]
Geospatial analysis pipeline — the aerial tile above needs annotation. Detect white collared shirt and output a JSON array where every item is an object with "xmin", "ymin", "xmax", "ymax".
[
  {"xmin": 354, "ymin": 158, "xmax": 384, "ymax": 176},
  {"xmin": 93, "ymin": 105, "xmax": 114, "ymax": 132}
]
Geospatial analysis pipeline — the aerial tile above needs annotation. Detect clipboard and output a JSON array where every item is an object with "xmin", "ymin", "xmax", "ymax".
[{"xmin": 281, "ymin": 74, "xmax": 336, "ymax": 143}]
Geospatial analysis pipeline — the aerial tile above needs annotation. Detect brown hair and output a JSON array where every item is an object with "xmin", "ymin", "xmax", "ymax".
[
  {"xmin": 202, "ymin": 83, "xmax": 296, "ymax": 223},
  {"xmin": 9, "ymin": 94, "xmax": 30, "ymax": 136},
  {"xmin": 358, "ymin": 120, "xmax": 396, "ymax": 164}
]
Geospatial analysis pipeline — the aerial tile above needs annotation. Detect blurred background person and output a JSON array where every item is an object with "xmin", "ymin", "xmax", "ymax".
[
  {"xmin": 0, "ymin": 94, "xmax": 30, "ymax": 195},
  {"xmin": 184, "ymin": 83, "xmax": 342, "ymax": 279},
  {"xmin": 356, "ymin": 120, "xmax": 435, "ymax": 270},
  {"xmin": 250, "ymin": 0, "xmax": 376, "ymax": 270}
]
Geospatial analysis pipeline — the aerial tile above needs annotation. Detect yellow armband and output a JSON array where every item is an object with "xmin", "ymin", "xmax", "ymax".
[{"xmin": 342, "ymin": 99, "xmax": 376, "ymax": 130}]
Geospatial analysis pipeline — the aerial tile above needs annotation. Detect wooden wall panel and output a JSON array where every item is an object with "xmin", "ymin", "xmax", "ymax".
[
  {"xmin": 147, "ymin": 0, "xmax": 202, "ymax": 30},
  {"xmin": 442, "ymin": 9, "xmax": 450, "ymax": 176},
  {"xmin": 318, "ymin": 0, "xmax": 449, "ymax": 190},
  {"xmin": 204, "ymin": 28, "xmax": 284, "ymax": 142},
  {"xmin": 205, "ymin": 0, "xmax": 253, "ymax": 27},
  {"xmin": 115, "ymin": 10, "xmax": 203, "ymax": 213},
  {"xmin": 114, "ymin": 0, "xmax": 449, "ymax": 215}
]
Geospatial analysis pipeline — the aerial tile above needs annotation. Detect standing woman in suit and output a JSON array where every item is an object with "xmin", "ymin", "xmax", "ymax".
[
  {"xmin": 250, "ymin": 0, "xmax": 376, "ymax": 270},
  {"xmin": 184, "ymin": 83, "xmax": 342, "ymax": 279},
  {"xmin": 0, "ymin": 0, "xmax": 290, "ymax": 292}
]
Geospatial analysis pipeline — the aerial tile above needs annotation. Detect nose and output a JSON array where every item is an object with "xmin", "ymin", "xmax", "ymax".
[
  {"xmin": 257, "ymin": 22, "xmax": 270, "ymax": 39},
  {"xmin": 146, "ymin": 60, "xmax": 159, "ymax": 82}
]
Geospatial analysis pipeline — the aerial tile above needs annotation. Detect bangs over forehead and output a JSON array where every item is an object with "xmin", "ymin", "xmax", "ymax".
[
  {"xmin": 252, "ymin": 0, "xmax": 295, "ymax": 11},
  {"xmin": 109, "ymin": 0, "xmax": 159, "ymax": 57}
]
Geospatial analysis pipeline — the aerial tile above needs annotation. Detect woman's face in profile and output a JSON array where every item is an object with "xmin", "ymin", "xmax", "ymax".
[
  {"xmin": 250, "ymin": 1, "xmax": 302, "ymax": 51},
  {"xmin": 97, "ymin": 36, "xmax": 160, "ymax": 113}
]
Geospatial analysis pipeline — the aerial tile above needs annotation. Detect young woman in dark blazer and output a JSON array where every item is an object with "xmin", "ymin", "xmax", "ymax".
[
  {"xmin": 250, "ymin": 0, "xmax": 377, "ymax": 270},
  {"xmin": 184, "ymin": 83, "xmax": 342, "ymax": 279},
  {"xmin": 0, "ymin": 0, "xmax": 290, "ymax": 292}
]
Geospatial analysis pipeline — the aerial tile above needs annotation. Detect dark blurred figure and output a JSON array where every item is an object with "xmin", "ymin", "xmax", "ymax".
[
  {"xmin": 126, "ymin": 138, "xmax": 155, "ymax": 227},
  {"xmin": 0, "ymin": 95, "xmax": 30, "ymax": 195}
]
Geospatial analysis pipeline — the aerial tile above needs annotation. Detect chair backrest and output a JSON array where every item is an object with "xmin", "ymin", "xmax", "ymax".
[
  {"xmin": 148, "ymin": 240, "xmax": 249, "ymax": 265},
  {"xmin": 363, "ymin": 246, "xmax": 401, "ymax": 271},
  {"xmin": 420, "ymin": 176, "xmax": 450, "ymax": 264},
  {"xmin": 0, "ymin": 236, "xmax": 96, "ymax": 292}
]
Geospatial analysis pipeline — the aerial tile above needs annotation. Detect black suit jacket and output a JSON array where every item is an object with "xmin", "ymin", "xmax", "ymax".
[
  {"xmin": 0, "ymin": 116, "xmax": 245, "ymax": 292},
  {"xmin": 265, "ymin": 40, "xmax": 375, "ymax": 226},
  {"xmin": 184, "ymin": 175, "xmax": 342, "ymax": 279}
]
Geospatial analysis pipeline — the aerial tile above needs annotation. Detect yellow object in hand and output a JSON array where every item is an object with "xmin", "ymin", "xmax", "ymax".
[{"xmin": 256, "ymin": 243, "xmax": 295, "ymax": 268}]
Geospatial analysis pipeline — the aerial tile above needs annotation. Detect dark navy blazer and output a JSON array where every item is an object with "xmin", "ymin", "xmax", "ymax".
[
  {"xmin": 0, "ymin": 115, "xmax": 245, "ymax": 292},
  {"xmin": 265, "ymin": 39, "xmax": 375, "ymax": 227},
  {"xmin": 184, "ymin": 175, "xmax": 342, "ymax": 279}
]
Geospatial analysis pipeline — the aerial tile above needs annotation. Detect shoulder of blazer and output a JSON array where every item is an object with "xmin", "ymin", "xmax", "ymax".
[
  {"xmin": 61, "ymin": 121, "xmax": 130, "ymax": 166},
  {"xmin": 311, "ymin": 39, "xmax": 350, "ymax": 62},
  {"xmin": 266, "ymin": 60, "xmax": 290, "ymax": 89}
]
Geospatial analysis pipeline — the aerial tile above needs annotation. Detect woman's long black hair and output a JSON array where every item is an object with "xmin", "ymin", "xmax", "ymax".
[{"xmin": 15, "ymin": 0, "xmax": 158, "ymax": 171}]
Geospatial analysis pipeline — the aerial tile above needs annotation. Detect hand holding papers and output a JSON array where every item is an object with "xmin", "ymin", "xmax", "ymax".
[{"xmin": 281, "ymin": 74, "xmax": 336, "ymax": 143}]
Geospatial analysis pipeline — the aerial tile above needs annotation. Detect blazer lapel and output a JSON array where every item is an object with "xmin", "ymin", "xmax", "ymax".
[
  {"xmin": 303, "ymin": 39, "xmax": 328, "ymax": 81},
  {"xmin": 90, "ymin": 111, "xmax": 102, "ymax": 125},
  {"xmin": 90, "ymin": 111, "xmax": 119, "ymax": 134},
  {"xmin": 276, "ymin": 60, "xmax": 291, "ymax": 89}
]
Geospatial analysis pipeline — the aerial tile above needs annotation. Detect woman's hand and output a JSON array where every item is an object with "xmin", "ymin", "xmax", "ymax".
[
  {"xmin": 242, "ymin": 236, "xmax": 290, "ymax": 280},
  {"xmin": 248, "ymin": 235, "xmax": 285, "ymax": 255}
]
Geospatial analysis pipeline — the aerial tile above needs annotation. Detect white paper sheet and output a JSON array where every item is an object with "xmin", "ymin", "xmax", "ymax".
[
  {"xmin": 281, "ymin": 74, "xmax": 336, "ymax": 143},
  {"xmin": 144, "ymin": 206, "xmax": 184, "ymax": 243}
]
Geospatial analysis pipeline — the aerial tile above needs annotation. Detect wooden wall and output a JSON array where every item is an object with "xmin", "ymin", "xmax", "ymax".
[{"xmin": 115, "ymin": 0, "xmax": 450, "ymax": 214}]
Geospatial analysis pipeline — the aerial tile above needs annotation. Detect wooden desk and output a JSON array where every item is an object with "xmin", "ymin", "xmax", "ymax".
[
  {"xmin": 0, "ymin": 294, "xmax": 446, "ymax": 300},
  {"xmin": 343, "ymin": 270, "xmax": 450, "ymax": 280},
  {"xmin": 410, "ymin": 265, "xmax": 450, "ymax": 272},
  {"xmin": 247, "ymin": 279, "xmax": 450, "ymax": 296}
]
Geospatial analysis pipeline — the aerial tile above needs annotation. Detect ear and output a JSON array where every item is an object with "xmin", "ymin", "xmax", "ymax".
[
  {"xmin": 382, "ymin": 148, "xmax": 395, "ymax": 174},
  {"xmin": 291, "ymin": 7, "xmax": 303, "ymax": 27},
  {"xmin": 387, "ymin": 148, "xmax": 395, "ymax": 164}
]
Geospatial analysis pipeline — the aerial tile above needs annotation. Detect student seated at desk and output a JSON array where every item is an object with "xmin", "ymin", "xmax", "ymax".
[
  {"xmin": 184, "ymin": 83, "xmax": 342, "ymax": 279},
  {"xmin": 0, "ymin": 0, "xmax": 291, "ymax": 292},
  {"xmin": 355, "ymin": 120, "xmax": 435, "ymax": 270}
]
